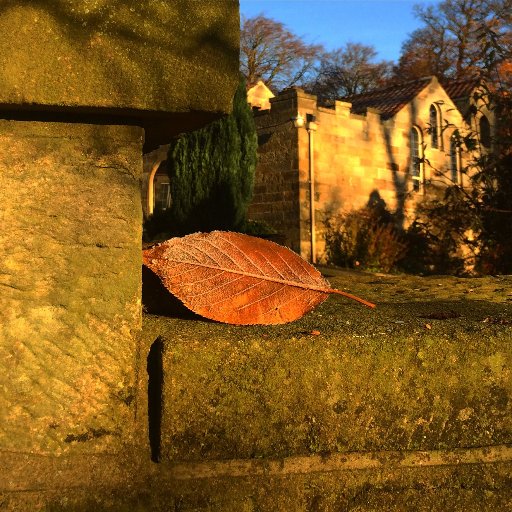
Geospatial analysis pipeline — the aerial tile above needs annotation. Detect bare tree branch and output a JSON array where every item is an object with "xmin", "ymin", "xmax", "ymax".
[
  {"xmin": 308, "ymin": 43, "xmax": 393, "ymax": 101},
  {"xmin": 240, "ymin": 14, "xmax": 323, "ymax": 92}
]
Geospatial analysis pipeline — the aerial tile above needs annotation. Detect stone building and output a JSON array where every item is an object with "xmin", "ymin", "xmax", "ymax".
[{"xmin": 248, "ymin": 76, "xmax": 486, "ymax": 263}]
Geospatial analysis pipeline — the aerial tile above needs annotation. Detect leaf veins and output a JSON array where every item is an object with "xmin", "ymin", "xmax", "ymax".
[{"xmin": 143, "ymin": 231, "xmax": 375, "ymax": 325}]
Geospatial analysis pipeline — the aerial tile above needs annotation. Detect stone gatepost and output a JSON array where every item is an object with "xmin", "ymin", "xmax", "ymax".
[{"xmin": 0, "ymin": 1, "xmax": 238, "ymax": 505}]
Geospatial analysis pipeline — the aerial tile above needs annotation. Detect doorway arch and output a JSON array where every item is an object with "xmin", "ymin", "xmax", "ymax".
[{"xmin": 147, "ymin": 160, "xmax": 171, "ymax": 215}]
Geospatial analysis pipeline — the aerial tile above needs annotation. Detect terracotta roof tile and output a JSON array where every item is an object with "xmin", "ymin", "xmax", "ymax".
[
  {"xmin": 343, "ymin": 77, "xmax": 432, "ymax": 119},
  {"xmin": 441, "ymin": 77, "xmax": 480, "ymax": 102}
]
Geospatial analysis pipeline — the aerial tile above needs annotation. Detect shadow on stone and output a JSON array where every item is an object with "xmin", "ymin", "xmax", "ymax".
[
  {"xmin": 142, "ymin": 265, "xmax": 200, "ymax": 319},
  {"xmin": 147, "ymin": 337, "xmax": 164, "ymax": 463}
]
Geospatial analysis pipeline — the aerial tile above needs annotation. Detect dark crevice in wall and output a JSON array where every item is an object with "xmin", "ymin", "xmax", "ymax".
[
  {"xmin": 147, "ymin": 337, "xmax": 164, "ymax": 463},
  {"xmin": 0, "ymin": 107, "xmax": 221, "ymax": 153},
  {"xmin": 0, "ymin": 107, "xmax": 141, "ymax": 126}
]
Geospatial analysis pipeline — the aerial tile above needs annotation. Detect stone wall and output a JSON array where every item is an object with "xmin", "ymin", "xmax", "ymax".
[
  {"xmin": 248, "ymin": 90, "xmax": 302, "ymax": 253},
  {"xmin": 250, "ymin": 80, "xmax": 470, "ymax": 262},
  {"xmin": 137, "ymin": 271, "xmax": 512, "ymax": 510},
  {"xmin": 3, "ymin": 270, "xmax": 512, "ymax": 509},
  {"xmin": 0, "ymin": 121, "xmax": 143, "ymax": 456},
  {"xmin": 0, "ymin": 1, "xmax": 240, "ymax": 509},
  {"xmin": 0, "ymin": 1, "xmax": 239, "ymax": 150}
]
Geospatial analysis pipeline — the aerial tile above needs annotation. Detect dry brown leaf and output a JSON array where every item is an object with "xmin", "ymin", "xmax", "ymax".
[{"xmin": 143, "ymin": 231, "xmax": 375, "ymax": 325}]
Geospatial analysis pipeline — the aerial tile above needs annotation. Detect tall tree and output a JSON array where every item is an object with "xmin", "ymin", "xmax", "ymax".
[
  {"xmin": 473, "ymin": 53, "xmax": 512, "ymax": 272},
  {"xmin": 394, "ymin": 26, "xmax": 454, "ymax": 81},
  {"xmin": 240, "ymin": 14, "xmax": 323, "ymax": 92},
  {"xmin": 394, "ymin": 0, "xmax": 512, "ymax": 80},
  {"xmin": 309, "ymin": 43, "xmax": 393, "ymax": 101},
  {"xmin": 407, "ymin": 4, "xmax": 512, "ymax": 274}
]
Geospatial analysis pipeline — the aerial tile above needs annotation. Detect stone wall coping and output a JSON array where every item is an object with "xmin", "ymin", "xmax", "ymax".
[{"xmin": 0, "ymin": 2, "xmax": 239, "ymax": 128}]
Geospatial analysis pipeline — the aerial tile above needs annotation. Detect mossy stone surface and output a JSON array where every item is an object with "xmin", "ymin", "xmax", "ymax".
[
  {"xmin": 2, "ymin": 270, "xmax": 511, "ymax": 509},
  {"xmin": 142, "ymin": 269, "xmax": 512, "ymax": 462},
  {"xmin": 2, "ymin": 461, "xmax": 509, "ymax": 511},
  {"xmin": 0, "ymin": 1, "xmax": 239, "ymax": 118},
  {"xmin": 0, "ymin": 120, "xmax": 143, "ymax": 454}
]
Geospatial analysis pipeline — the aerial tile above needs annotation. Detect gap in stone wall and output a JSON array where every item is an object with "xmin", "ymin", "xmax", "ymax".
[{"xmin": 147, "ymin": 337, "xmax": 164, "ymax": 463}]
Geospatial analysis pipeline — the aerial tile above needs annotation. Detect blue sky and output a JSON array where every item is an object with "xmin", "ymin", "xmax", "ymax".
[{"xmin": 239, "ymin": 0, "xmax": 441, "ymax": 63}]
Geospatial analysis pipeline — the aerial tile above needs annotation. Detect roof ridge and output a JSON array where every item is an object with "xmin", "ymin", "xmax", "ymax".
[
  {"xmin": 441, "ymin": 76, "xmax": 481, "ymax": 101},
  {"xmin": 441, "ymin": 76, "xmax": 480, "ymax": 84},
  {"xmin": 340, "ymin": 76, "xmax": 438, "ymax": 120},
  {"xmin": 344, "ymin": 76, "xmax": 433, "ymax": 101}
]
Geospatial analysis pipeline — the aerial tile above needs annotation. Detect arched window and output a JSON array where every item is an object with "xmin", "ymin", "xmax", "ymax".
[
  {"xmin": 429, "ymin": 104, "xmax": 440, "ymax": 149},
  {"xmin": 410, "ymin": 126, "xmax": 423, "ymax": 192},
  {"xmin": 450, "ymin": 131, "xmax": 461, "ymax": 185},
  {"xmin": 479, "ymin": 115, "xmax": 491, "ymax": 148},
  {"xmin": 152, "ymin": 161, "xmax": 171, "ymax": 213}
]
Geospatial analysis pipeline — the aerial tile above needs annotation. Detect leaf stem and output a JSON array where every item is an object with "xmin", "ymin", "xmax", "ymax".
[{"xmin": 329, "ymin": 288, "xmax": 376, "ymax": 308}]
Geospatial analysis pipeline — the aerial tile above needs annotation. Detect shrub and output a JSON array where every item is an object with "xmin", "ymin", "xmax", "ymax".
[
  {"xmin": 144, "ymin": 75, "xmax": 258, "ymax": 240},
  {"xmin": 404, "ymin": 186, "xmax": 478, "ymax": 275},
  {"xmin": 325, "ymin": 206, "xmax": 407, "ymax": 273}
]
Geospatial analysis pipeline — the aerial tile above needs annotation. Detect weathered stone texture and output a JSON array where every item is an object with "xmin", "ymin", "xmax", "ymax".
[
  {"xmin": 247, "ymin": 91, "xmax": 301, "ymax": 252},
  {"xmin": 149, "ymin": 321, "xmax": 511, "ymax": 463},
  {"xmin": 0, "ymin": 1, "xmax": 239, "ymax": 117},
  {"xmin": 0, "ymin": 120, "xmax": 143, "ymax": 454},
  {"xmin": 141, "ymin": 279, "xmax": 512, "ymax": 464},
  {"xmin": 4, "ymin": 461, "xmax": 509, "ymax": 511},
  {"xmin": 131, "ymin": 271, "xmax": 512, "ymax": 510},
  {"xmin": 0, "ymin": 0, "xmax": 242, "ymax": 507},
  {"xmin": 2, "ymin": 269, "xmax": 511, "ymax": 508}
]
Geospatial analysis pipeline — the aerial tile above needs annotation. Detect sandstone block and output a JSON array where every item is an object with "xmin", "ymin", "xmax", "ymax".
[{"xmin": 0, "ymin": 121, "xmax": 143, "ymax": 454}]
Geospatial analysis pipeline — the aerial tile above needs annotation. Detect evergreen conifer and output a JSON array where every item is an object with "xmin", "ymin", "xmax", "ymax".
[{"xmin": 166, "ymin": 76, "xmax": 257, "ymax": 234}]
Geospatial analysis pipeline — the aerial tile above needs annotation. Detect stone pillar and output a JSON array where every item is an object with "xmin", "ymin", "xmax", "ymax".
[
  {"xmin": 0, "ymin": 121, "xmax": 143, "ymax": 455},
  {"xmin": 0, "ymin": 1, "xmax": 239, "ymax": 505}
]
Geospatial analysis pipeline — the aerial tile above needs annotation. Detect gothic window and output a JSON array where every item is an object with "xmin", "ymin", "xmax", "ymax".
[
  {"xmin": 153, "ymin": 164, "xmax": 171, "ymax": 212},
  {"xmin": 450, "ymin": 131, "xmax": 461, "ymax": 185},
  {"xmin": 154, "ymin": 181, "xmax": 171, "ymax": 212},
  {"xmin": 429, "ymin": 104, "xmax": 440, "ymax": 149},
  {"xmin": 479, "ymin": 115, "xmax": 491, "ymax": 148},
  {"xmin": 410, "ymin": 126, "xmax": 422, "ymax": 192}
]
